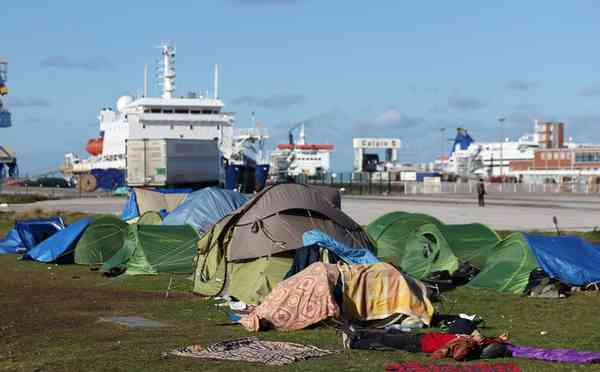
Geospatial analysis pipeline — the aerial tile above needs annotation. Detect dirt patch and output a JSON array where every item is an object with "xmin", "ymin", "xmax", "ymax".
[
  {"xmin": 99, "ymin": 316, "xmax": 167, "ymax": 328},
  {"xmin": 0, "ymin": 265, "xmax": 193, "ymax": 341}
]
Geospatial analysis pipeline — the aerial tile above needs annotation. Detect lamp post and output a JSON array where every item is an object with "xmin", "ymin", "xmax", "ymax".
[
  {"xmin": 498, "ymin": 118, "xmax": 506, "ymax": 177},
  {"xmin": 440, "ymin": 127, "xmax": 446, "ymax": 171}
]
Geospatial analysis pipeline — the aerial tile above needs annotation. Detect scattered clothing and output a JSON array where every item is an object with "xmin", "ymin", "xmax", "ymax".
[
  {"xmin": 339, "ymin": 262, "xmax": 434, "ymax": 324},
  {"xmin": 349, "ymin": 330, "xmax": 458, "ymax": 355},
  {"xmin": 431, "ymin": 336, "xmax": 480, "ymax": 361},
  {"xmin": 346, "ymin": 328, "xmax": 509, "ymax": 362},
  {"xmin": 240, "ymin": 262, "xmax": 340, "ymax": 331},
  {"xmin": 507, "ymin": 345, "xmax": 600, "ymax": 364},
  {"xmin": 422, "ymin": 333, "xmax": 461, "ymax": 353},
  {"xmin": 385, "ymin": 361, "xmax": 521, "ymax": 372},
  {"xmin": 167, "ymin": 336, "xmax": 336, "ymax": 366}
]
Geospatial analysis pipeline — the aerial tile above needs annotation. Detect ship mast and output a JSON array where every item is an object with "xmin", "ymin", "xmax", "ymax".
[{"xmin": 160, "ymin": 44, "xmax": 176, "ymax": 99}]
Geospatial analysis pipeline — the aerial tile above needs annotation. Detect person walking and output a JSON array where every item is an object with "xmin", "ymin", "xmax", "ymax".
[{"xmin": 477, "ymin": 178, "xmax": 486, "ymax": 207}]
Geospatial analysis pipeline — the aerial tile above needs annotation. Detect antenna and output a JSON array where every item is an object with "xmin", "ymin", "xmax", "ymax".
[
  {"xmin": 143, "ymin": 64, "xmax": 149, "ymax": 97},
  {"xmin": 213, "ymin": 64, "xmax": 219, "ymax": 99}
]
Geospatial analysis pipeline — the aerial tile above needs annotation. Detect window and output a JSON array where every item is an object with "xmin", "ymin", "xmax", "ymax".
[
  {"xmin": 144, "ymin": 108, "xmax": 151, "ymax": 113},
  {"xmin": 150, "ymin": 108, "xmax": 161, "ymax": 113},
  {"xmin": 191, "ymin": 110, "xmax": 201, "ymax": 114},
  {"xmin": 163, "ymin": 109, "xmax": 174, "ymax": 114},
  {"xmin": 202, "ymin": 109, "xmax": 212, "ymax": 114},
  {"xmin": 175, "ymin": 109, "xmax": 188, "ymax": 114}
]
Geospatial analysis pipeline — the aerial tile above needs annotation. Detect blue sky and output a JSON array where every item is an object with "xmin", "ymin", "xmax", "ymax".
[{"xmin": 3, "ymin": 0, "xmax": 600, "ymax": 173}]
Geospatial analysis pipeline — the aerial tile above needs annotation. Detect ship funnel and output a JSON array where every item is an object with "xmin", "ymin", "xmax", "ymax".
[{"xmin": 213, "ymin": 64, "xmax": 219, "ymax": 99}]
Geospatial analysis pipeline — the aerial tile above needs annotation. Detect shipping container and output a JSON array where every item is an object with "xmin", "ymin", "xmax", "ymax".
[{"xmin": 126, "ymin": 139, "xmax": 221, "ymax": 187}]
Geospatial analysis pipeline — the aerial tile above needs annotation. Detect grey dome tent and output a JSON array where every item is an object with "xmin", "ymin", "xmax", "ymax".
[{"xmin": 193, "ymin": 183, "xmax": 373, "ymax": 304}]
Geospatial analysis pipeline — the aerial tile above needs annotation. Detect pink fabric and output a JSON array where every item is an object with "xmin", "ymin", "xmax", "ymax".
[
  {"xmin": 240, "ymin": 263, "xmax": 340, "ymax": 331},
  {"xmin": 385, "ymin": 361, "xmax": 521, "ymax": 372}
]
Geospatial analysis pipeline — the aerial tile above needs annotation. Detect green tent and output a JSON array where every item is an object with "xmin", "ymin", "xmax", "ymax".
[
  {"xmin": 400, "ymin": 224, "xmax": 459, "ymax": 279},
  {"xmin": 192, "ymin": 215, "xmax": 294, "ymax": 304},
  {"xmin": 467, "ymin": 233, "xmax": 538, "ymax": 294},
  {"xmin": 102, "ymin": 224, "xmax": 199, "ymax": 275},
  {"xmin": 137, "ymin": 211, "xmax": 163, "ymax": 225},
  {"xmin": 367, "ymin": 212, "xmax": 442, "ymax": 260},
  {"xmin": 74, "ymin": 215, "xmax": 128, "ymax": 266},
  {"xmin": 437, "ymin": 223, "xmax": 501, "ymax": 269},
  {"xmin": 367, "ymin": 212, "xmax": 501, "ymax": 280}
]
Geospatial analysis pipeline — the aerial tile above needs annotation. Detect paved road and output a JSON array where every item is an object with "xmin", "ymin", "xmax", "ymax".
[
  {"xmin": 343, "ymin": 196, "xmax": 600, "ymax": 231},
  {"xmin": 2, "ymin": 194, "xmax": 599, "ymax": 231}
]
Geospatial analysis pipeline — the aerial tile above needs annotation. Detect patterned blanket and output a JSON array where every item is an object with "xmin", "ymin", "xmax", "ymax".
[
  {"xmin": 385, "ymin": 362, "xmax": 521, "ymax": 372},
  {"xmin": 340, "ymin": 262, "xmax": 434, "ymax": 324},
  {"xmin": 240, "ymin": 262, "xmax": 340, "ymax": 331},
  {"xmin": 167, "ymin": 336, "xmax": 336, "ymax": 365}
]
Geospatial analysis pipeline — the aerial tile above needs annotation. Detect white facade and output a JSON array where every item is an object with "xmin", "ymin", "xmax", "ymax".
[{"xmin": 352, "ymin": 137, "xmax": 402, "ymax": 172}]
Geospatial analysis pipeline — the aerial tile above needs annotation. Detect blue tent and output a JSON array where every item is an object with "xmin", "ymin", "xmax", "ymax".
[
  {"xmin": 303, "ymin": 229, "xmax": 379, "ymax": 265},
  {"xmin": 120, "ymin": 188, "xmax": 193, "ymax": 221},
  {"xmin": 120, "ymin": 191, "xmax": 140, "ymax": 220},
  {"xmin": 162, "ymin": 187, "xmax": 248, "ymax": 233},
  {"xmin": 0, "ymin": 229, "xmax": 24, "ymax": 254},
  {"xmin": 0, "ymin": 217, "xmax": 65, "ymax": 254},
  {"xmin": 23, "ymin": 218, "xmax": 91, "ymax": 263},
  {"xmin": 526, "ymin": 234, "xmax": 600, "ymax": 286}
]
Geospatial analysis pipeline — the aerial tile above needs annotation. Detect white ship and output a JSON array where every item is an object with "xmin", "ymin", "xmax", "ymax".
[
  {"xmin": 444, "ymin": 121, "xmax": 576, "ymax": 178},
  {"xmin": 62, "ymin": 44, "xmax": 268, "ymax": 191},
  {"xmin": 270, "ymin": 124, "xmax": 333, "ymax": 179}
]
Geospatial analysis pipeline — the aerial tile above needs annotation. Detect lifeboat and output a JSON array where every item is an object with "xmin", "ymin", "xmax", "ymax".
[{"xmin": 85, "ymin": 138, "xmax": 103, "ymax": 156}]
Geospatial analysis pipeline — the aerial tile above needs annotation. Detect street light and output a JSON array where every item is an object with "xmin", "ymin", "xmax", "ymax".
[
  {"xmin": 440, "ymin": 127, "xmax": 446, "ymax": 170},
  {"xmin": 498, "ymin": 118, "xmax": 506, "ymax": 177}
]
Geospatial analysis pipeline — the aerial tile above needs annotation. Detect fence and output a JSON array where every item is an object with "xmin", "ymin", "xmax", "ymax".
[
  {"xmin": 291, "ymin": 172, "xmax": 600, "ymax": 196},
  {"xmin": 0, "ymin": 185, "xmax": 115, "ymax": 199}
]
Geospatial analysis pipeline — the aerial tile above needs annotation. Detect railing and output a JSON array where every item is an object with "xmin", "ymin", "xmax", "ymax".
[{"xmin": 289, "ymin": 172, "xmax": 600, "ymax": 196}]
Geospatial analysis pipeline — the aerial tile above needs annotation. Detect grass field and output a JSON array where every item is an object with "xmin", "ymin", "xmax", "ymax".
[
  {"xmin": 2, "ymin": 212, "xmax": 600, "ymax": 371},
  {"xmin": 0, "ymin": 194, "xmax": 54, "ymax": 204}
]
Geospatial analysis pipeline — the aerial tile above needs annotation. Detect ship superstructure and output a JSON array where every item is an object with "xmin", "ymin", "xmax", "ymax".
[
  {"xmin": 270, "ymin": 124, "xmax": 333, "ymax": 178},
  {"xmin": 62, "ymin": 44, "xmax": 267, "ymax": 190},
  {"xmin": 443, "ymin": 121, "xmax": 576, "ymax": 178}
]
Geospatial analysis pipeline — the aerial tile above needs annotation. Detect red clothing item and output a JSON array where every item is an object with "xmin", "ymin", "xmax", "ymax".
[{"xmin": 420, "ymin": 333, "xmax": 459, "ymax": 353}]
